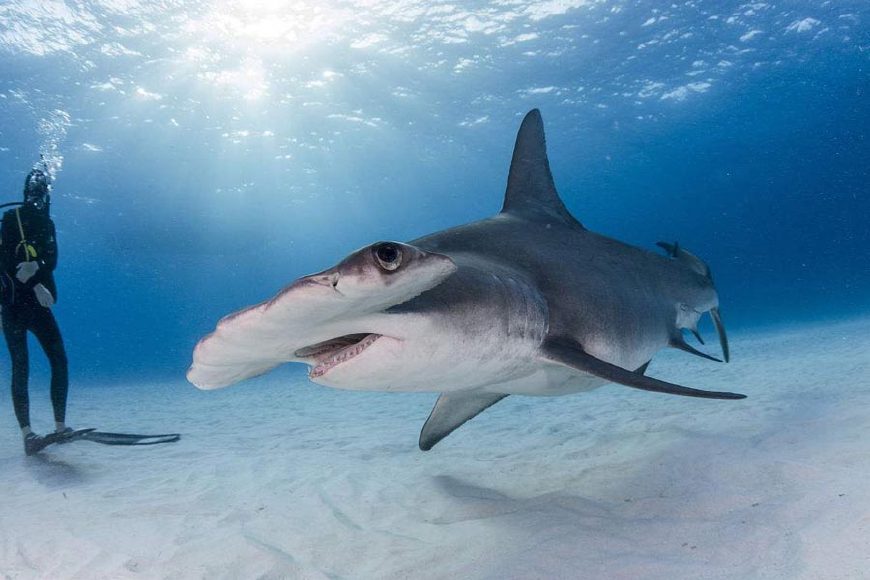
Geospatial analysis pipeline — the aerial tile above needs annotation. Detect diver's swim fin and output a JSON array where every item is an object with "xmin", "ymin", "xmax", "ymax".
[
  {"xmin": 25, "ymin": 428, "xmax": 96, "ymax": 455},
  {"xmin": 81, "ymin": 431, "xmax": 181, "ymax": 446}
]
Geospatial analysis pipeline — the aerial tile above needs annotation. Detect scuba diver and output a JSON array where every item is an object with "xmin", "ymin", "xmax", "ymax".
[
  {"xmin": 0, "ymin": 162, "xmax": 70, "ymax": 455},
  {"xmin": 0, "ymin": 163, "xmax": 179, "ymax": 455}
]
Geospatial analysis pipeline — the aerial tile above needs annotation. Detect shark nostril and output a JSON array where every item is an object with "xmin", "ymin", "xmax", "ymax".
[{"xmin": 310, "ymin": 272, "xmax": 340, "ymax": 288}]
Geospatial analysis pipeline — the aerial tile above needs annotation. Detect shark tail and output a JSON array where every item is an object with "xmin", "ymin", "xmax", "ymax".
[
  {"xmin": 710, "ymin": 306, "xmax": 730, "ymax": 363},
  {"xmin": 657, "ymin": 241, "xmax": 730, "ymax": 363}
]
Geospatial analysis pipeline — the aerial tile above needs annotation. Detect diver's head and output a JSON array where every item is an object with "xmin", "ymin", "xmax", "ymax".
[{"xmin": 23, "ymin": 168, "xmax": 51, "ymax": 211}]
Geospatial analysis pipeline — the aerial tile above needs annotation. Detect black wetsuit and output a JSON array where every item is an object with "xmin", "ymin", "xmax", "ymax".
[{"xmin": 0, "ymin": 205, "xmax": 67, "ymax": 429}]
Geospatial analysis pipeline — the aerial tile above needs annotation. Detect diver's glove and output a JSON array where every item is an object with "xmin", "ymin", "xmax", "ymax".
[
  {"xmin": 33, "ymin": 283, "xmax": 54, "ymax": 308},
  {"xmin": 16, "ymin": 261, "xmax": 39, "ymax": 283}
]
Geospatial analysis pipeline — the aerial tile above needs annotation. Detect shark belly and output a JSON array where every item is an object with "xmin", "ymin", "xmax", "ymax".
[{"xmin": 483, "ymin": 366, "xmax": 607, "ymax": 396}]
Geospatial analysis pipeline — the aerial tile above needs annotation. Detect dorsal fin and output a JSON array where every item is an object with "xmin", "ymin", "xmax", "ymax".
[{"xmin": 500, "ymin": 109, "xmax": 583, "ymax": 228}]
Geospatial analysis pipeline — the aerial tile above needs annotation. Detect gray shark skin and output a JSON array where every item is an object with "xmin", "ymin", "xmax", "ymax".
[{"xmin": 188, "ymin": 109, "xmax": 745, "ymax": 451}]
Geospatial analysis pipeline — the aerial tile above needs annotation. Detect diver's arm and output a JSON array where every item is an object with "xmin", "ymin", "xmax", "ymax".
[{"xmin": 0, "ymin": 213, "xmax": 15, "ymax": 277}]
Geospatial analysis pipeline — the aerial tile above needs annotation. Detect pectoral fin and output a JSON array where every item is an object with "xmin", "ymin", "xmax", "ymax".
[
  {"xmin": 541, "ymin": 337, "xmax": 745, "ymax": 400},
  {"xmin": 419, "ymin": 392, "xmax": 508, "ymax": 451}
]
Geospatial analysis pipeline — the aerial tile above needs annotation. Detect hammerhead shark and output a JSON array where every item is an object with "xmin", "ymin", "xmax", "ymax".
[{"xmin": 187, "ymin": 109, "xmax": 744, "ymax": 450}]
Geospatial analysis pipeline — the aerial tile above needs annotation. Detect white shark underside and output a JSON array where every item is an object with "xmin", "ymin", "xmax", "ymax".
[{"xmin": 188, "ymin": 109, "xmax": 743, "ymax": 451}]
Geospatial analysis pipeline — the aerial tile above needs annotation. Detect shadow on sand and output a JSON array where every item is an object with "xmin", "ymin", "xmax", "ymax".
[{"xmin": 26, "ymin": 452, "xmax": 89, "ymax": 488}]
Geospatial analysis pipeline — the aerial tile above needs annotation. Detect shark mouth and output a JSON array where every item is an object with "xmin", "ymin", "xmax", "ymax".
[{"xmin": 296, "ymin": 333, "xmax": 383, "ymax": 378}]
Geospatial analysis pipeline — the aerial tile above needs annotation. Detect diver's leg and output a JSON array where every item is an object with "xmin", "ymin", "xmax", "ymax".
[
  {"xmin": 2, "ymin": 306, "xmax": 31, "ymax": 430},
  {"xmin": 31, "ymin": 307, "xmax": 68, "ymax": 427}
]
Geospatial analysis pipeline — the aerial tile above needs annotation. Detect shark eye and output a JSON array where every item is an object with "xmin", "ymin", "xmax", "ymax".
[{"xmin": 373, "ymin": 243, "xmax": 402, "ymax": 271}]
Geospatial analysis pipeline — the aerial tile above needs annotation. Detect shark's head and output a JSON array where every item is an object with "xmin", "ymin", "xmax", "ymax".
[
  {"xmin": 187, "ymin": 241, "xmax": 456, "ymax": 390},
  {"xmin": 288, "ymin": 241, "xmax": 459, "ymax": 385}
]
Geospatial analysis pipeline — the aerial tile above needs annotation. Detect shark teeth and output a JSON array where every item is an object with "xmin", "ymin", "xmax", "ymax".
[{"xmin": 309, "ymin": 334, "xmax": 381, "ymax": 378}]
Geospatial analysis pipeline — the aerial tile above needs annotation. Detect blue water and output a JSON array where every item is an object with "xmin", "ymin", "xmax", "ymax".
[{"xmin": 0, "ymin": 1, "xmax": 867, "ymax": 383}]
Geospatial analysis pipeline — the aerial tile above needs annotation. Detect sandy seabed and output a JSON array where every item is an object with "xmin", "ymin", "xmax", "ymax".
[{"xmin": 1, "ymin": 316, "xmax": 869, "ymax": 579}]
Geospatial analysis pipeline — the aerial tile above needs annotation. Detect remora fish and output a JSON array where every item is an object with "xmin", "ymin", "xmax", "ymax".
[{"xmin": 188, "ymin": 109, "xmax": 744, "ymax": 450}]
